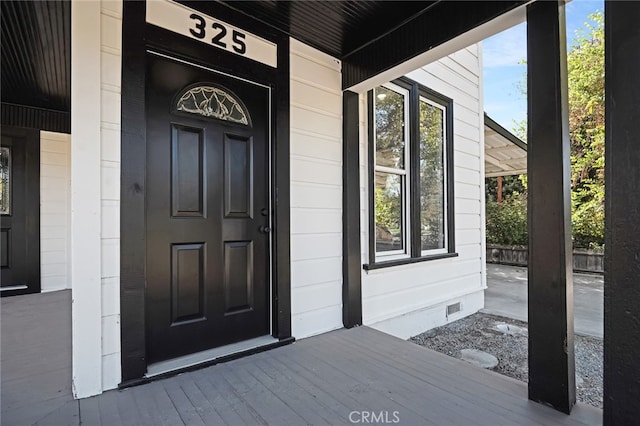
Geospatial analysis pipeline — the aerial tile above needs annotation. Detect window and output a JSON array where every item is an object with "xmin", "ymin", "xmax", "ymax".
[
  {"xmin": 366, "ymin": 78, "xmax": 455, "ymax": 269},
  {"xmin": 0, "ymin": 147, "xmax": 10, "ymax": 215}
]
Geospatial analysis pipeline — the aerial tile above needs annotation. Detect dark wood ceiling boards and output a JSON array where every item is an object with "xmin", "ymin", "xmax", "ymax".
[
  {"xmin": 1, "ymin": 0, "xmax": 70, "ymax": 113},
  {"xmin": 218, "ymin": 1, "xmax": 438, "ymax": 59},
  {"xmin": 0, "ymin": 0, "xmax": 523, "ymax": 128}
]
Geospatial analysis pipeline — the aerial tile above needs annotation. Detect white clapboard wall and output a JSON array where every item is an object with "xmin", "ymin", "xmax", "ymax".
[
  {"xmin": 40, "ymin": 131, "xmax": 71, "ymax": 293},
  {"xmin": 98, "ymin": 0, "xmax": 123, "ymax": 391},
  {"xmin": 289, "ymin": 39, "xmax": 344, "ymax": 338},
  {"xmin": 359, "ymin": 44, "xmax": 487, "ymax": 339}
]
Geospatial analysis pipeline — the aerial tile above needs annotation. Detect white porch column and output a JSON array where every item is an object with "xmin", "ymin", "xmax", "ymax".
[{"xmin": 71, "ymin": 0, "xmax": 103, "ymax": 398}]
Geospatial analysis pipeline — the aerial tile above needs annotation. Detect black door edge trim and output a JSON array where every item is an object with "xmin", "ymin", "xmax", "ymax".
[
  {"xmin": 147, "ymin": 50, "xmax": 273, "ymax": 90},
  {"xmin": 120, "ymin": 0, "xmax": 292, "ymax": 383}
]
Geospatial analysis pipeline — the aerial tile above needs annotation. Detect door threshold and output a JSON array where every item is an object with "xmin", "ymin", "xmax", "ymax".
[
  {"xmin": 145, "ymin": 335, "xmax": 279, "ymax": 378},
  {"xmin": 0, "ymin": 285, "xmax": 28, "ymax": 292}
]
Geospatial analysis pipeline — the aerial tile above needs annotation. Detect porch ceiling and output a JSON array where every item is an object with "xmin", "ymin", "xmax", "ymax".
[
  {"xmin": 0, "ymin": 0, "xmax": 521, "ymax": 121},
  {"xmin": 0, "ymin": 0, "xmax": 70, "ymax": 113},
  {"xmin": 218, "ymin": 0, "xmax": 438, "ymax": 59}
]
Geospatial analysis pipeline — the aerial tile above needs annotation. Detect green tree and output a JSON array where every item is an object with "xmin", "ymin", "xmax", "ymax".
[
  {"xmin": 567, "ymin": 12, "xmax": 605, "ymax": 248},
  {"xmin": 486, "ymin": 194, "xmax": 528, "ymax": 246},
  {"xmin": 491, "ymin": 12, "xmax": 605, "ymax": 248}
]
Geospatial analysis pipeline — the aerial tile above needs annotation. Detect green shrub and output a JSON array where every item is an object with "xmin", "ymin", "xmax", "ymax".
[
  {"xmin": 485, "ymin": 194, "xmax": 604, "ymax": 249},
  {"xmin": 485, "ymin": 195, "xmax": 528, "ymax": 246},
  {"xmin": 572, "ymin": 199, "xmax": 604, "ymax": 249}
]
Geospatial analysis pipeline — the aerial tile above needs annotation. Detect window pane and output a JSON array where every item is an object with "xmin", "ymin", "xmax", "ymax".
[
  {"xmin": 375, "ymin": 86, "xmax": 405, "ymax": 169},
  {"xmin": 374, "ymin": 171, "xmax": 404, "ymax": 253},
  {"xmin": 0, "ymin": 147, "xmax": 10, "ymax": 215},
  {"xmin": 419, "ymin": 101, "xmax": 445, "ymax": 251}
]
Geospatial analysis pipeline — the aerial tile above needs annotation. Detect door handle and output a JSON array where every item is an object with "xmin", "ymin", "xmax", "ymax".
[{"xmin": 259, "ymin": 225, "xmax": 272, "ymax": 234}]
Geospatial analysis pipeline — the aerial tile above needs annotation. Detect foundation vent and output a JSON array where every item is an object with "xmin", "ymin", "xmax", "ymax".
[{"xmin": 446, "ymin": 302, "xmax": 462, "ymax": 317}]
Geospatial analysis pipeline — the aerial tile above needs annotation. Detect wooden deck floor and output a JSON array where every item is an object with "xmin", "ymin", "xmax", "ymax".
[
  {"xmin": 1, "ymin": 290, "xmax": 76, "ymax": 425},
  {"xmin": 1, "ymin": 292, "xmax": 602, "ymax": 425}
]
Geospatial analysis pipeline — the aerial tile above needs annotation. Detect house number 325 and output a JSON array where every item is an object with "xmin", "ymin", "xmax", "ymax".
[{"xmin": 189, "ymin": 13, "xmax": 247, "ymax": 54}]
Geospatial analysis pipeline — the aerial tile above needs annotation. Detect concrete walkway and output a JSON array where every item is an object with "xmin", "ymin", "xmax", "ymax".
[{"xmin": 483, "ymin": 264, "xmax": 603, "ymax": 338}]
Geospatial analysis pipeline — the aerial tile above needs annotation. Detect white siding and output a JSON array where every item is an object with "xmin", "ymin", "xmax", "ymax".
[
  {"xmin": 360, "ymin": 44, "xmax": 485, "ymax": 337},
  {"xmin": 40, "ymin": 131, "xmax": 71, "ymax": 292},
  {"xmin": 72, "ymin": 0, "xmax": 122, "ymax": 395},
  {"xmin": 289, "ymin": 39, "xmax": 343, "ymax": 338},
  {"xmin": 99, "ymin": 0, "xmax": 122, "ymax": 391}
]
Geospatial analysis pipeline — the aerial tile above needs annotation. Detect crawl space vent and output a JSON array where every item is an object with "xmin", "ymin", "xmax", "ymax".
[{"xmin": 446, "ymin": 302, "xmax": 461, "ymax": 317}]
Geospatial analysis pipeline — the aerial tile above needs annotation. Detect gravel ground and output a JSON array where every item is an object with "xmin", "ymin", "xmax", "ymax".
[{"xmin": 409, "ymin": 313, "xmax": 603, "ymax": 408}]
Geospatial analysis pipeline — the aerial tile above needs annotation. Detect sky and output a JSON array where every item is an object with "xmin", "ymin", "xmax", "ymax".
[{"xmin": 482, "ymin": 0, "xmax": 604, "ymax": 134}]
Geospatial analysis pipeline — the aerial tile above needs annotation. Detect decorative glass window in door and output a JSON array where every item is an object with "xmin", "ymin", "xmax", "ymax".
[
  {"xmin": 174, "ymin": 84, "xmax": 250, "ymax": 126},
  {"xmin": 0, "ymin": 147, "xmax": 10, "ymax": 215}
]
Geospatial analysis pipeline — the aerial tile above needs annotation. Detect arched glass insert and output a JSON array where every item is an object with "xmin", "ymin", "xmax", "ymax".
[{"xmin": 174, "ymin": 84, "xmax": 250, "ymax": 125}]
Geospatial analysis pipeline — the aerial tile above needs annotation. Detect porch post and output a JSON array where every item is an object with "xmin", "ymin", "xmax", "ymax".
[
  {"xmin": 70, "ymin": 0, "xmax": 103, "ymax": 397},
  {"xmin": 342, "ymin": 90, "xmax": 362, "ymax": 328},
  {"xmin": 526, "ymin": 0, "xmax": 575, "ymax": 413},
  {"xmin": 603, "ymin": 1, "xmax": 640, "ymax": 424}
]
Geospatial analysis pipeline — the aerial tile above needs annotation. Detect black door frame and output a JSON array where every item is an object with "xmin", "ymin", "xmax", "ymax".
[
  {"xmin": 0, "ymin": 126, "xmax": 40, "ymax": 297},
  {"xmin": 120, "ymin": 1, "xmax": 291, "ymax": 383}
]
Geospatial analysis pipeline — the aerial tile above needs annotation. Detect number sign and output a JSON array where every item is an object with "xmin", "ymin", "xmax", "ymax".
[{"xmin": 146, "ymin": 0, "xmax": 277, "ymax": 68}]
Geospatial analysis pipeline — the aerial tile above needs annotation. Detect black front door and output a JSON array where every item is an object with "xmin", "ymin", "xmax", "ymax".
[
  {"xmin": 1, "ymin": 128, "xmax": 40, "ymax": 297},
  {"xmin": 145, "ymin": 53, "xmax": 271, "ymax": 364}
]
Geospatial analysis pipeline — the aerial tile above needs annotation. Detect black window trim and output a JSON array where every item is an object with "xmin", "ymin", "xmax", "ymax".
[{"xmin": 364, "ymin": 76, "xmax": 457, "ymax": 271}]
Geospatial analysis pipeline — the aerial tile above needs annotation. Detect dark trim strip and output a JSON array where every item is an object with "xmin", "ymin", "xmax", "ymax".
[
  {"xmin": 342, "ymin": 90, "xmax": 362, "ymax": 328},
  {"xmin": 363, "ymin": 252, "xmax": 458, "ymax": 271},
  {"xmin": 526, "ymin": 0, "xmax": 575, "ymax": 414},
  {"xmin": 273, "ymin": 36, "xmax": 292, "ymax": 340},
  {"xmin": 342, "ymin": 1, "xmax": 526, "ymax": 89},
  {"xmin": 484, "ymin": 113, "xmax": 527, "ymax": 151},
  {"xmin": 1, "ymin": 103, "xmax": 70, "ymax": 134},
  {"xmin": 443, "ymin": 92, "xmax": 456, "ymax": 253},
  {"xmin": 367, "ymin": 90, "xmax": 376, "ymax": 265},
  {"xmin": 118, "ymin": 337, "xmax": 295, "ymax": 390},
  {"xmin": 120, "ymin": 0, "xmax": 147, "ymax": 382},
  {"xmin": 408, "ymin": 80, "xmax": 421, "ymax": 258},
  {"xmin": 603, "ymin": 1, "xmax": 640, "ymax": 424}
]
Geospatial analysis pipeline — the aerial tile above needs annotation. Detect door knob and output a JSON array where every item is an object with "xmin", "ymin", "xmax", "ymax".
[{"xmin": 259, "ymin": 225, "xmax": 272, "ymax": 234}]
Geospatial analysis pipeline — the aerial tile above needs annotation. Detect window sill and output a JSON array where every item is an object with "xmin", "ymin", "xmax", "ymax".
[{"xmin": 363, "ymin": 252, "xmax": 458, "ymax": 271}]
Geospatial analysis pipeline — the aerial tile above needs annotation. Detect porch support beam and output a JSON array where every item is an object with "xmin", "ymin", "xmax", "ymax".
[
  {"xmin": 342, "ymin": 90, "xmax": 362, "ymax": 328},
  {"xmin": 341, "ymin": 1, "xmax": 525, "ymax": 90},
  {"xmin": 70, "ymin": 0, "xmax": 103, "ymax": 397},
  {"xmin": 526, "ymin": 0, "xmax": 575, "ymax": 414},
  {"xmin": 603, "ymin": 1, "xmax": 640, "ymax": 424}
]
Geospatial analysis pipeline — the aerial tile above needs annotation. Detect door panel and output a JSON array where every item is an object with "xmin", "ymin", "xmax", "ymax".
[
  {"xmin": 0, "ymin": 128, "xmax": 40, "ymax": 297},
  {"xmin": 145, "ymin": 53, "xmax": 271, "ymax": 364},
  {"xmin": 224, "ymin": 134, "xmax": 253, "ymax": 218},
  {"xmin": 171, "ymin": 243, "xmax": 205, "ymax": 324},
  {"xmin": 224, "ymin": 240, "xmax": 253, "ymax": 314},
  {"xmin": 171, "ymin": 125, "xmax": 204, "ymax": 217}
]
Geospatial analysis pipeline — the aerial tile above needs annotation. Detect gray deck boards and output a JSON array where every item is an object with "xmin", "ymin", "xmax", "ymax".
[
  {"xmin": 1, "ymin": 290, "xmax": 77, "ymax": 426},
  {"xmin": 1, "ymin": 292, "xmax": 602, "ymax": 425}
]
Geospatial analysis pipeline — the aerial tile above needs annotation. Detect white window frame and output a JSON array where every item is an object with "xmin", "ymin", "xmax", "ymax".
[
  {"xmin": 419, "ymin": 95, "xmax": 449, "ymax": 257},
  {"xmin": 373, "ymin": 82, "xmax": 411, "ymax": 260}
]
